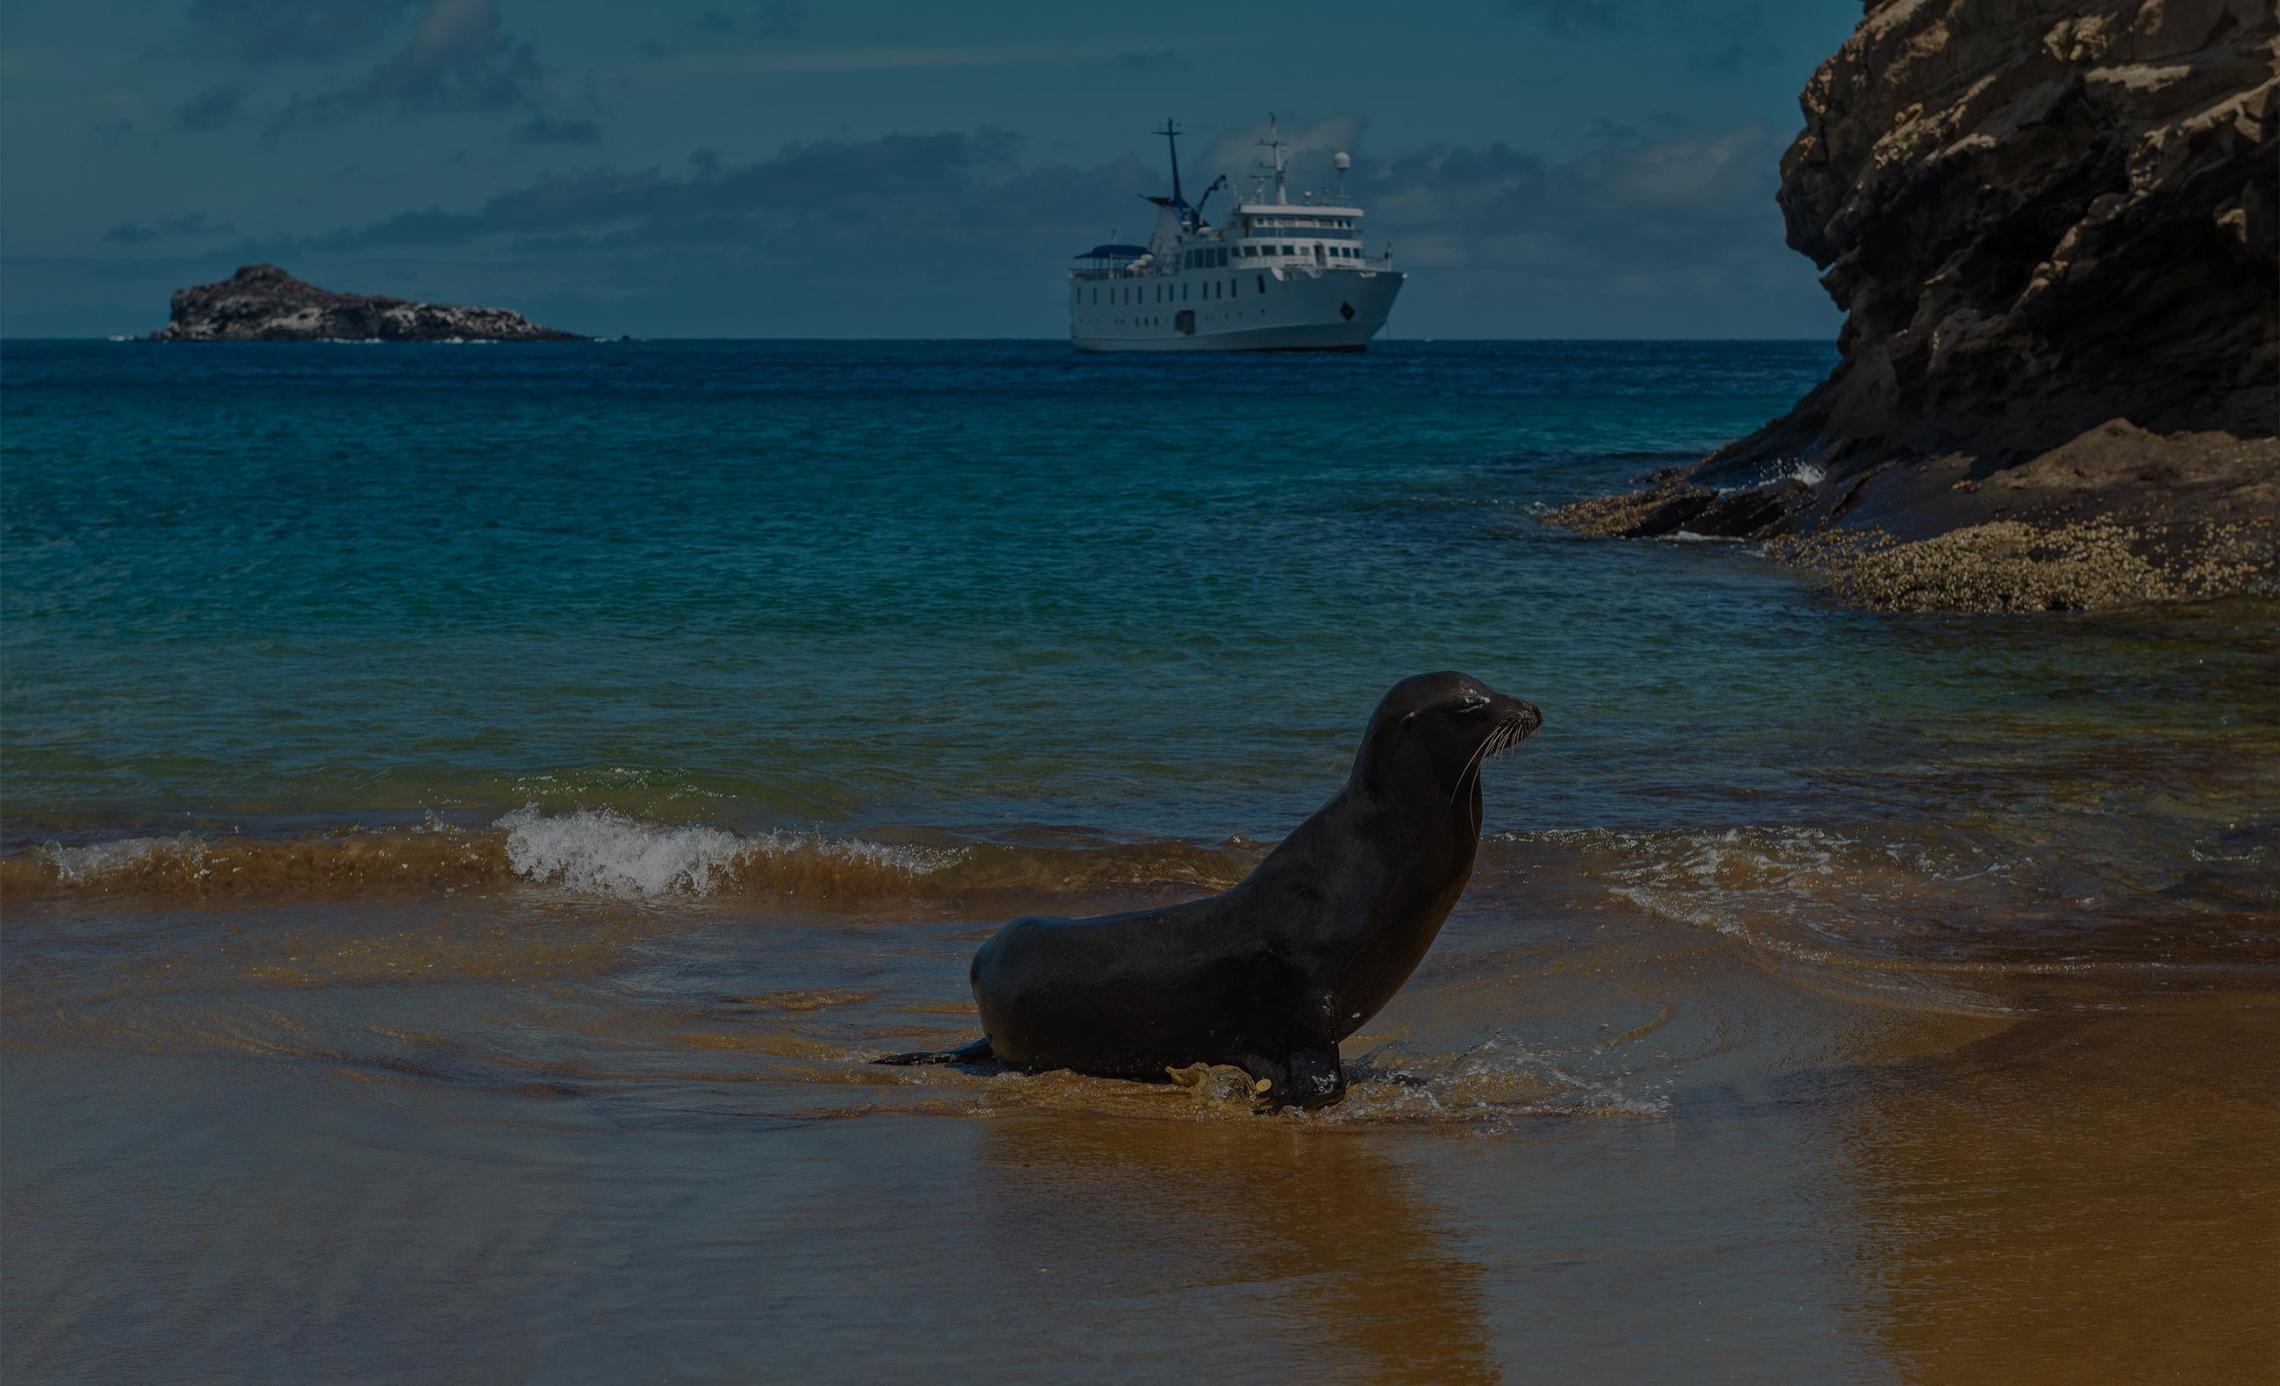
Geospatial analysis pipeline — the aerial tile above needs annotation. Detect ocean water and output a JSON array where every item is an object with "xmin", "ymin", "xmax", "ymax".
[{"xmin": 5, "ymin": 339, "xmax": 2277, "ymax": 1382}]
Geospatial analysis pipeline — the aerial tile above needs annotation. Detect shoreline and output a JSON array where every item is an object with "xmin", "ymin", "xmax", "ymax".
[{"xmin": 1545, "ymin": 423, "xmax": 2280, "ymax": 613}]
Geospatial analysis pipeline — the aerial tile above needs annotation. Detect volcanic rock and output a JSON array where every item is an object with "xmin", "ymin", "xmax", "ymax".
[
  {"xmin": 150, "ymin": 264, "xmax": 583, "ymax": 342},
  {"xmin": 1549, "ymin": 0, "xmax": 2279, "ymax": 607}
]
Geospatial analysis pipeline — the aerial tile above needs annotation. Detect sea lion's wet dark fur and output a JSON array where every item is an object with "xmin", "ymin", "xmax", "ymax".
[{"xmin": 878, "ymin": 672, "xmax": 1542, "ymax": 1111}]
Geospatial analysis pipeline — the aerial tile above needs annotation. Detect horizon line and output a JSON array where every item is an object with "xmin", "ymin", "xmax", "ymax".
[{"xmin": 2, "ymin": 334, "xmax": 1841, "ymax": 345}]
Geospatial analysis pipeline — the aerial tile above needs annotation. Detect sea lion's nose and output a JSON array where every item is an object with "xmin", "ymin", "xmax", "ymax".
[{"xmin": 1514, "ymin": 700, "xmax": 1544, "ymax": 731}]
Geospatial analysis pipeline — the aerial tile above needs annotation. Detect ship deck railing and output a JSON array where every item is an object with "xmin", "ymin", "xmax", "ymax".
[{"xmin": 1070, "ymin": 258, "xmax": 1396, "ymax": 282}]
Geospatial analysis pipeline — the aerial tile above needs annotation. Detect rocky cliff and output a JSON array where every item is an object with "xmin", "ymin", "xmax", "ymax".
[
  {"xmin": 1553, "ymin": 0, "xmax": 2279, "ymax": 607},
  {"xmin": 150, "ymin": 264, "xmax": 583, "ymax": 342}
]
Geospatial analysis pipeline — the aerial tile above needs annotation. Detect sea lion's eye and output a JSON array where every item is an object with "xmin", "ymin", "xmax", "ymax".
[{"xmin": 1459, "ymin": 692, "xmax": 1489, "ymax": 712}]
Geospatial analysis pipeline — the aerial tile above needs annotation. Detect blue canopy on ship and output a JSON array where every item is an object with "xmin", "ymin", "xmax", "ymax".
[{"xmin": 1073, "ymin": 244, "xmax": 1146, "ymax": 260}]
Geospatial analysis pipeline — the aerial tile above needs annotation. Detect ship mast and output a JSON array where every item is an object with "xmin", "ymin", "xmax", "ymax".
[
  {"xmin": 1257, "ymin": 113, "xmax": 1289, "ymax": 206},
  {"xmin": 1156, "ymin": 118, "xmax": 1184, "ymax": 210}
]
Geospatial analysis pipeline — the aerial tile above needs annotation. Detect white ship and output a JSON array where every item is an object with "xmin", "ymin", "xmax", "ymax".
[{"xmin": 1069, "ymin": 117, "xmax": 1404, "ymax": 352}]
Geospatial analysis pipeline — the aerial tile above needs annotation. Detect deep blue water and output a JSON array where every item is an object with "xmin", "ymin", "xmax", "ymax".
[{"xmin": 5, "ymin": 337, "xmax": 2274, "ymax": 862}]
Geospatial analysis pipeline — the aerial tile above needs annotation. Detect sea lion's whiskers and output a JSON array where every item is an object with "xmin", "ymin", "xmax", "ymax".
[
  {"xmin": 1449, "ymin": 724, "xmax": 1504, "ymax": 804},
  {"xmin": 1452, "ymin": 729, "xmax": 1499, "ymax": 797},
  {"xmin": 1451, "ymin": 712, "xmax": 1525, "ymax": 807},
  {"xmin": 1466, "ymin": 714, "xmax": 1522, "ymax": 833}
]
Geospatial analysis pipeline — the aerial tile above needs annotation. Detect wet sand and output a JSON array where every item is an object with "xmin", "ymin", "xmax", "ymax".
[{"xmin": 7, "ymin": 827, "xmax": 2276, "ymax": 1382}]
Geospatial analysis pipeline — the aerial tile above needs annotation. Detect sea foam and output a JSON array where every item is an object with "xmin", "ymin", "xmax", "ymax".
[{"xmin": 494, "ymin": 806, "xmax": 958, "ymax": 899}]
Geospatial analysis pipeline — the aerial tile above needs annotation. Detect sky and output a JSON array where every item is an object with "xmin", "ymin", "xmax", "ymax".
[{"xmin": 0, "ymin": 0, "xmax": 1861, "ymax": 338}]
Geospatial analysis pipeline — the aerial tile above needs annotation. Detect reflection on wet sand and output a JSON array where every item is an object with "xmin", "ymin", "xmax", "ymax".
[
  {"xmin": 972, "ymin": 1117, "xmax": 1498, "ymax": 1383},
  {"xmin": 1832, "ymin": 1005, "xmax": 2280, "ymax": 1383}
]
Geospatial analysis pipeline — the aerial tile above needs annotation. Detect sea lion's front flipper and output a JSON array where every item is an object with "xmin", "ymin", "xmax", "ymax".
[
  {"xmin": 873, "ymin": 1036, "xmax": 997, "ymax": 1069},
  {"xmin": 1246, "ymin": 1045, "xmax": 1346, "ymax": 1114}
]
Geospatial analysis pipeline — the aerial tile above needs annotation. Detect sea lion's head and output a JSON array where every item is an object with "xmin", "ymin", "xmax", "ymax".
[{"xmin": 1353, "ymin": 671, "xmax": 1542, "ymax": 806}]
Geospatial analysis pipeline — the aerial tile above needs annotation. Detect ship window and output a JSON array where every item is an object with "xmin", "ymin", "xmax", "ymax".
[
  {"xmin": 1281, "ymin": 245, "xmax": 1295, "ymax": 255},
  {"xmin": 1256, "ymin": 274, "xmax": 1266, "ymax": 293}
]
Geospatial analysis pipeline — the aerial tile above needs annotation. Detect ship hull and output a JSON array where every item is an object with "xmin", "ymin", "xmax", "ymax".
[{"xmin": 1071, "ymin": 268, "xmax": 1402, "ymax": 353}]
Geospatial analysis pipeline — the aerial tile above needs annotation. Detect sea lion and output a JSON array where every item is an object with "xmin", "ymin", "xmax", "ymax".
[{"xmin": 878, "ymin": 672, "xmax": 1541, "ymax": 1111}]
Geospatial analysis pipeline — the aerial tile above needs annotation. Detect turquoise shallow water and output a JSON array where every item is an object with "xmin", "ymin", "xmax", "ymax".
[
  {"xmin": 15, "ymin": 335, "xmax": 2269, "ymax": 844},
  {"xmin": 6, "ymin": 338, "xmax": 1857, "ymax": 838}
]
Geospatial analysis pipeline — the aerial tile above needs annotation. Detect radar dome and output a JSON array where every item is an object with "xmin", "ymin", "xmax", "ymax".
[{"xmin": 1333, "ymin": 151, "xmax": 1352, "ymax": 170}]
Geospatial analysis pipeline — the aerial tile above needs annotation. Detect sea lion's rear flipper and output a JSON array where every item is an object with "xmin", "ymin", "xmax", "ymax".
[
  {"xmin": 873, "ymin": 1036, "xmax": 996, "ymax": 1068},
  {"xmin": 1246, "ymin": 1044, "xmax": 1346, "ymax": 1114}
]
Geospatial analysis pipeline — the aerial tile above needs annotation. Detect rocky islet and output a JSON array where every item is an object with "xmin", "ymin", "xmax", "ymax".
[{"xmin": 149, "ymin": 263, "xmax": 583, "ymax": 342}]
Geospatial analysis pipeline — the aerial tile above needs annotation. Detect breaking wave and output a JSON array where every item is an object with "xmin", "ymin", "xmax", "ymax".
[
  {"xmin": 4, "ymin": 809, "xmax": 1256, "ymax": 906},
  {"xmin": 495, "ymin": 806, "xmax": 957, "ymax": 899}
]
